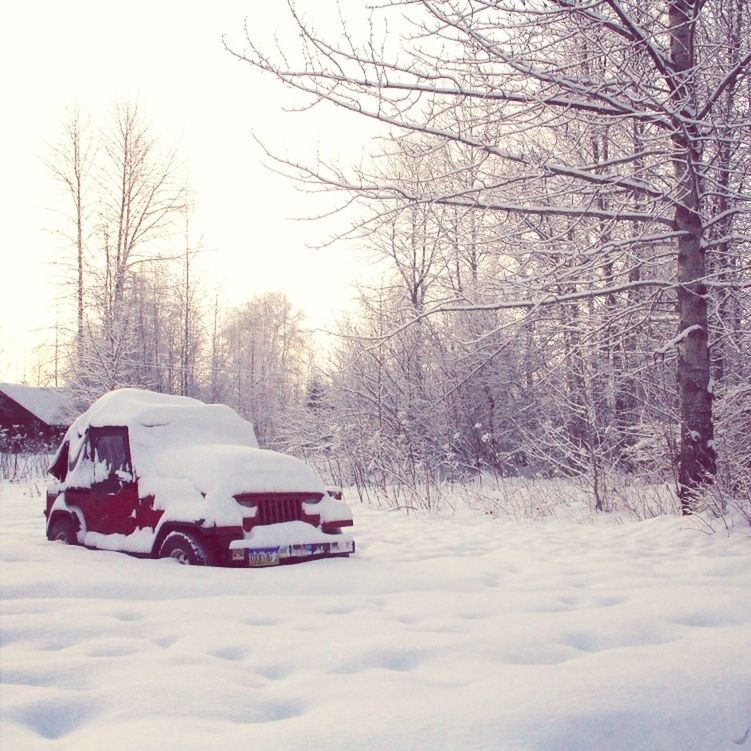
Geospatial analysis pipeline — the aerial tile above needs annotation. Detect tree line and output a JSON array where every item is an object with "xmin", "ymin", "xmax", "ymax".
[
  {"xmin": 42, "ymin": 0, "xmax": 751, "ymax": 521},
  {"xmin": 223, "ymin": 0, "xmax": 750, "ymax": 516},
  {"xmin": 43, "ymin": 102, "xmax": 311, "ymax": 449}
]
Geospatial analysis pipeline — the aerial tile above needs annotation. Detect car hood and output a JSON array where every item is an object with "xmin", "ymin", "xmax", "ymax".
[
  {"xmin": 151, "ymin": 444, "xmax": 324, "ymax": 497},
  {"xmin": 130, "ymin": 444, "xmax": 325, "ymax": 527}
]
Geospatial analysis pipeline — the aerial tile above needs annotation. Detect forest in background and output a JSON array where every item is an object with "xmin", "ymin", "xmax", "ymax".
[{"xmin": 22, "ymin": 0, "xmax": 751, "ymax": 522}]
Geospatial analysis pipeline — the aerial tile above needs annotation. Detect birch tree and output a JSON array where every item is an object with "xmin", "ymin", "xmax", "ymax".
[{"xmin": 46, "ymin": 105, "xmax": 95, "ymax": 368}]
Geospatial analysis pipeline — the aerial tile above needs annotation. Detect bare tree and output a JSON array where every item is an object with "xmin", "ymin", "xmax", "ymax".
[
  {"xmin": 79, "ymin": 102, "xmax": 185, "ymax": 395},
  {"xmin": 177, "ymin": 192, "xmax": 204, "ymax": 397},
  {"xmin": 46, "ymin": 104, "xmax": 95, "ymax": 368},
  {"xmin": 227, "ymin": 0, "xmax": 751, "ymax": 511},
  {"xmin": 216, "ymin": 292, "xmax": 309, "ymax": 445}
]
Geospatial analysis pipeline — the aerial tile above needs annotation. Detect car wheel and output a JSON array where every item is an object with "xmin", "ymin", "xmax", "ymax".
[
  {"xmin": 47, "ymin": 516, "xmax": 77, "ymax": 544},
  {"xmin": 159, "ymin": 531, "xmax": 213, "ymax": 566}
]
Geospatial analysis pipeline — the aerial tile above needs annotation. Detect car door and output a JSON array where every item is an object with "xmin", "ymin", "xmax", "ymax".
[{"xmin": 65, "ymin": 427, "xmax": 138, "ymax": 537}]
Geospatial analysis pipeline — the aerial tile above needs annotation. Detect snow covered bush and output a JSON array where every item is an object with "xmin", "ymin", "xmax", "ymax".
[
  {"xmin": 706, "ymin": 385, "xmax": 751, "ymax": 525},
  {"xmin": 0, "ymin": 452, "xmax": 51, "ymax": 483}
]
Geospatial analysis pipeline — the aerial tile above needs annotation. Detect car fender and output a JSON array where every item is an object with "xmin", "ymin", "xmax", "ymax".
[
  {"xmin": 48, "ymin": 493, "xmax": 87, "ymax": 544},
  {"xmin": 304, "ymin": 494, "xmax": 354, "ymax": 524}
]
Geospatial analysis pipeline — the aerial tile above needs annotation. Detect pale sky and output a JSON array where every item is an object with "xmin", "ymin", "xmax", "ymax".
[{"xmin": 0, "ymin": 0, "xmax": 382, "ymax": 383}]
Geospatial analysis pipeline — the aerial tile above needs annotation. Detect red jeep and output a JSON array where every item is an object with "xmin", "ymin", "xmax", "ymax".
[{"xmin": 45, "ymin": 389, "xmax": 354, "ymax": 566}]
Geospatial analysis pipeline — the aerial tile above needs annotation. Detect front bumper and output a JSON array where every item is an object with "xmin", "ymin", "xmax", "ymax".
[{"xmin": 228, "ymin": 524, "xmax": 355, "ymax": 567}]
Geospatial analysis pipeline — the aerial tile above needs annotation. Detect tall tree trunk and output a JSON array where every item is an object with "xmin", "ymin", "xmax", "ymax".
[
  {"xmin": 76, "ymin": 164, "xmax": 84, "ymax": 371},
  {"xmin": 670, "ymin": 0, "xmax": 716, "ymax": 512}
]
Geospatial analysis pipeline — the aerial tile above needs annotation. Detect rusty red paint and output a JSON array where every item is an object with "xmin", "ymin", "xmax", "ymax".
[{"xmin": 45, "ymin": 415, "xmax": 353, "ymax": 565}]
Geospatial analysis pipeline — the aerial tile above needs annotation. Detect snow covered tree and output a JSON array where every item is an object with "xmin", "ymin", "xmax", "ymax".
[
  {"xmin": 48, "ymin": 102, "xmax": 186, "ymax": 401},
  {"xmin": 214, "ymin": 292, "xmax": 310, "ymax": 446},
  {"xmin": 46, "ymin": 105, "xmax": 95, "ymax": 370},
  {"xmin": 228, "ymin": 0, "xmax": 751, "ymax": 511}
]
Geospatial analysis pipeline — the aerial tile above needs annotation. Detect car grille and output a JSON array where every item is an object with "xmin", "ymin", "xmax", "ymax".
[
  {"xmin": 257, "ymin": 497, "xmax": 304, "ymax": 524},
  {"xmin": 236, "ymin": 494, "xmax": 310, "ymax": 525}
]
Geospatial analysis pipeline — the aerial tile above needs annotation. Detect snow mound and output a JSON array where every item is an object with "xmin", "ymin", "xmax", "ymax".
[{"xmin": 70, "ymin": 388, "xmax": 259, "ymax": 450}]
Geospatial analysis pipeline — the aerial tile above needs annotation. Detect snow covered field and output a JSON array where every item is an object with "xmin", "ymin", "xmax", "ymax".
[{"xmin": 1, "ymin": 482, "xmax": 750, "ymax": 751}]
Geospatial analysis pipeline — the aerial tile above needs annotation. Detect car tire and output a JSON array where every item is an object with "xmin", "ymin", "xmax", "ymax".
[
  {"xmin": 48, "ymin": 516, "xmax": 77, "ymax": 544},
  {"xmin": 159, "ymin": 531, "xmax": 213, "ymax": 566}
]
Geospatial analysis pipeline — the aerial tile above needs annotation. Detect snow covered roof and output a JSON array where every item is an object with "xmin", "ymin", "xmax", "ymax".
[
  {"xmin": 73, "ymin": 388, "xmax": 260, "ymax": 445},
  {"xmin": 64, "ymin": 389, "xmax": 324, "ymax": 524},
  {"xmin": 0, "ymin": 383, "xmax": 71, "ymax": 427}
]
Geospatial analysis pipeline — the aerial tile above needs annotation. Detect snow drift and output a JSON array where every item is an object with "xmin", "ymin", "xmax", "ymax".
[{"xmin": 2, "ymin": 483, "xmax": 750, "ymax": 750}]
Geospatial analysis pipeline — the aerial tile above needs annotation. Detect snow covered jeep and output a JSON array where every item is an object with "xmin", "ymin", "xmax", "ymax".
[{"xmin": 44, "ymin": 389, "xmax": 354, "ymax": 566}]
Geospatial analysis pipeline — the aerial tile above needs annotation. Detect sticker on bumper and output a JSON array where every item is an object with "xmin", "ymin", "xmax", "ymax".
[{"xmin": 244, "ymin": 539, "xmax": 354, "ymax": 566}]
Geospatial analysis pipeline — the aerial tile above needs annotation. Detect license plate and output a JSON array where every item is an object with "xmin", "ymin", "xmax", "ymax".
[{"xmin": 248, "ymin": 548, "xmax": 280, "ymax": 567}]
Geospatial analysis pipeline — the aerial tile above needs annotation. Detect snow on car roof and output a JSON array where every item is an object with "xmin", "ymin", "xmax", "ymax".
[
  {"xmin": 63, "ymin": 389, "xmax": 324, "ymax": 525},
  {"xmin": 73, "ymin": 388, "xmax": 260, "ymax": 447},
  {"xmin": 0, "ymin": 383, "xmax": 71, "ymax": 427}
]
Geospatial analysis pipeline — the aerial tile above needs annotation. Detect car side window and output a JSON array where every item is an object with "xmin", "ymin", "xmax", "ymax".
[
  {"xmin": 64, "ymin": 434, "xmax": 89, "ymax": 488},
  {"xmin": 89, "ymin": 428, "xmax": 133, "ymax": 493},
  {"xmin": 68, "ymin": 436, "xmax": 85, "ymax": 473},
  {"xmin": 49, "ymin": 441, "xmax": 69, "ymax": 482}
]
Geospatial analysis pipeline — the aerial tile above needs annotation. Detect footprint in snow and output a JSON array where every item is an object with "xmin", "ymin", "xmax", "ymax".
[
  {"xmin": 242, "ymin": 616, "xmax": 280, "ymax": 627},
  {"xmin": 256, "ymin": 664, "xmax": 291, "ymax": 680},
  {"xmin": 212, "ymin": 645, "xmax": 249, "ymax": 661},
  {"xmin": 10, "ymin": 698, "xmax": 98, "ymax": 740},
  {"xmin": 112, "ymin": 610, "xmax": 142, "ymax": 622}
]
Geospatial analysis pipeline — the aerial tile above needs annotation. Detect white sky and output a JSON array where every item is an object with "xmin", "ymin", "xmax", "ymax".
[{"xmin": 0, "ymin": 0, "xmax": 384, "ymax": 383}]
